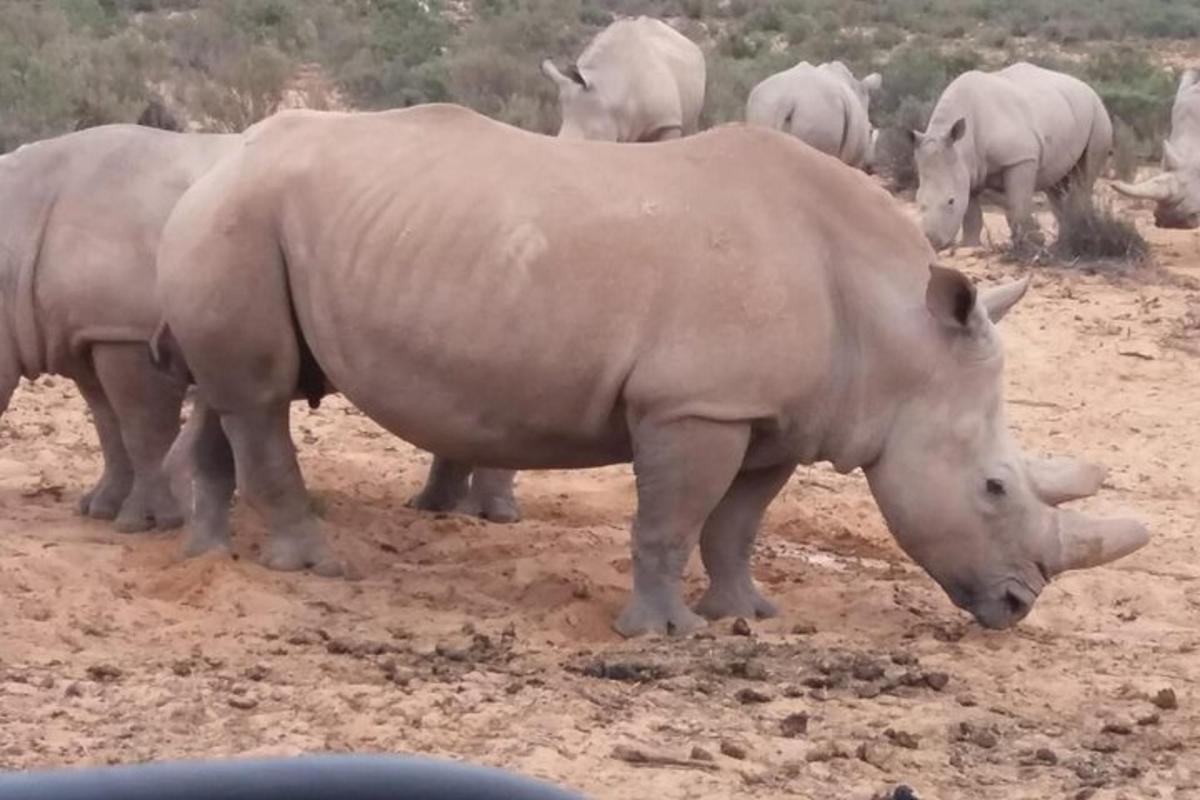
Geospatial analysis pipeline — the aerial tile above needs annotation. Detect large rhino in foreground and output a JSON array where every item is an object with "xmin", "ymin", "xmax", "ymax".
[
  {"xmin": 912, "ymin": 62, "xmax": 1112, "ymax": 251},
  {"xmin": 1112, "ymin": 69, "xmax": 1200, "ymax": 228},
  {"xmin": 746, "ymin": 60, "xmax": 882, "ymax": 171},
  {"xmin": 0, "ymin": 125, "xmax": 239, "ymax": 531},
  {"xmin": 541, "ymin": 16, "xmax": 706, "ymax": 142},
  {"xmin": 154, "ymin": 104, "xmax": 1147, "ymax": 636}
]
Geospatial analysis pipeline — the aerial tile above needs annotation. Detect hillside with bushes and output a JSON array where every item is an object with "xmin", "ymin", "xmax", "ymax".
[{"xmin": 0, "ymin": 0, "xmax": 1192, "ymax": 181}]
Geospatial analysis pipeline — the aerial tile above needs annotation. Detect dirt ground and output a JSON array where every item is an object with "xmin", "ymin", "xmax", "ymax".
[{"xmin": 0, "ymin": 198, "xmax": 1198, "ymax": 800}]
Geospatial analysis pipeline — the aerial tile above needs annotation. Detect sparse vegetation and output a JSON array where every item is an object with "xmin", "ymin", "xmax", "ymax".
[{"xmin": 1053, "ymin": 186, "xmax": 1150, "ymax": 264}]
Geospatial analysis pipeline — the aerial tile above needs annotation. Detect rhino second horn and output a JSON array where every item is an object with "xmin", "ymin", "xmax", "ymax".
[
  {"xmin": 1049, "ymin": 509, "xmax": 1149, "ymax": 575},
  {"xmin": 1111, "ymin": 174, "xmax": 1180, "ymax": 202},
  {"xmin": 1025, "ymin": 456, "xmax": 1107, "ymax": 506}
]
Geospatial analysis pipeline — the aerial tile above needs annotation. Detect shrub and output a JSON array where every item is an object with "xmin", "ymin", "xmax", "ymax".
[{"xmin": 1053, "ymin": 186, "xmax": 1148, "ymax": 264}]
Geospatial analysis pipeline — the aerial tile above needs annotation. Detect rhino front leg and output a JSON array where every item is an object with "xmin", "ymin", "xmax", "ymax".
[
  {"xmin": 1002, "ymin": 161, "xmax": 1043, "ymax": 253},
  {"xmin": 221, "ymin": 403, "xmax": 344, "ymax": 577},
  {"xmin": 461, "ymin": 468, "xmax": 520, "ymax": 523},
  {"xmin": 93, "ymin": 344, "xmax": 187, "ymax": 533},
  {"xmin": 407, "ymin": 455, "xmax": 471, "ymax": 512},
  {"xmin": 75, "ymin": 374, "xmax": 134, "ymax": 520},
  {"xmin": 962, "ymin": 194, "xmax": 984, "ymax": 247},
  {"xmin": 615, "ymin": 418, "xmax": 750, "ymax": 638},
  {"xmin": 694, "ymin": 462, "xmax": 795, "ymax": 621},
  {"xmin": 180, "ymin": 400, "xmax": 235, "ymax": 558}
]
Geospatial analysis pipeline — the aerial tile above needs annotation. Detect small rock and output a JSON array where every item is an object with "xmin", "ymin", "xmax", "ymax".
[
  {"xmin": 64, "ymin": 682, "xmax": 83, "ymax": 698},
  {"xmin": 805, "ymin": 741, "xmax": 848, "ymax": 762},
  {"xmin": 1101, "ymin": 720, "xmax": 1132, "ymax": 735},
  {"xmin": 729, "ymin": 660, "xmax": 767, "ymax": 681},
  {"xmin": 891, "ymin": 785, "xmax": 920, "ymax": 800},
  {"xmin": 38, "ymin": 675, "xmax": 55, "ymax": 690},
  {"xmin": 782, "ymin": 685, "xmax": 805, "ymax": 698},
  {"xmin": 956, "ymin": 722, "xmax": 998, "ymax": 749},
  {"xmin": 780, "ymin": 711, "xmax": 809, "ymax": 738},
  {"xmin": 885, "ymin": 728, "xmax": 920, "ymax": 750},
  {"xmin": 1085, "ymin": 737, "xmax": 1119, "ymax": 754},
  {"xmin": 955, "ymin": 693, "xmax": 977, "ymax": 707},
  {"xmin": 227, "ymin": 696, "xmax": 259, "ymax": 710},
  {"xmin": 1137, "ymin": 711, "xmax": 1160, "ymax": 726},
  {"xmin": 86, "ymin": 664, "xmax": 121, "ymax": 682},
  {"xmin": 582, "ymin": 659, "xmax": 664, "ymax": 683},
  {"xmin": 791, "ymin": 623, "xmax": 817, "ymax": 635},
  {"xmin": 690, "ymin": 746, "xmax": 713, "ymax": 762},
  {"xmin": 851, "ymin": 657, "xmax": 885, "ymax": 682},
  {"xmin": 736, "ymin": 687, "xmax": 772, "ymax": 704},
  {"xmin": 720, "ymin": 739, "xmax": 748, "ymax": 760},
  {"xmin": 731, "ymin": 618, "xmax": 753, "ymax": 637},
  {"xmin": 1152, "ymin": 688, "xmax": 1178, "ymax": 710},
  {"xmin": 244, "ymin": 664, "xmax": 270, "ymax": 682},
  {"xmin": 891, "ymin": 651, "xmax": 918, "ymax": 667},
  {"xmin": 1035, "ymin": 747, "xmax": 1058, "ymax": 765},
  {"xmin": 923, "ymin": 671, "xmax": 950, "ymax": 691},
  {"xmin": 856, "ymin": 683, "xmax": 882, "ymax": 699},
  {"xmin": 857, "ymin": 741, "xmax": 893, "ymax": 770},
  {"xmin": 170, "ymin": 660, "xmax": 192, "ymax": 677}
]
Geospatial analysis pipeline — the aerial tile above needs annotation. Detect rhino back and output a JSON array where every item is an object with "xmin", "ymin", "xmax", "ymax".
[
  {"xmin": 748, "ymin": 63, "xmax": 870, "ymax": 167},
  {"xmin": 17, "ymin": 127, "xmax": 239, "ymax": 373},
  {"xmin": 229, "ymin": 106, "xmax": 927, "ymax": 469}
]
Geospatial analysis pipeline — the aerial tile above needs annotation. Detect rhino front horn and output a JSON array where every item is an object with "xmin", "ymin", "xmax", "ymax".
[
  {"xmin": 1111, "ymin": 174, "xmax": 1180, "ymax": 203},
  {"xmin": 1049, "ymin": 508, "xmax": 1149, "ymax": 575}
]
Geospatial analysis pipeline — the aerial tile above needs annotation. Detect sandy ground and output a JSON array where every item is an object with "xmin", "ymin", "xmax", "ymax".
[{"xmin": 0, "ymin": 198, "xmax": 1198, "ymax": 800}]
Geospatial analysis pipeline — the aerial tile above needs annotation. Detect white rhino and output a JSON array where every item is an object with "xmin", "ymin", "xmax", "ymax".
[
  {"xmin": 154, "ymin": 104, "xmax": 1147, "ymax": 637},
  {"xmin": 912, "ymin": 62, "xmax": 1113, "ymax": 251},
  {"xmin": 541, "ymin": 16, "xmax": 705, "ymax": 142},
  {"xmin": 1112, "ymin": 68, "xmax": 1200, "ymax": 228},
  {"xmin": 746, "ymin": 60, "xmax": 882, "ymax": 171},
  {"xmin": 0, "ymin": 125, "xmax": 239, "ymax": 531}
]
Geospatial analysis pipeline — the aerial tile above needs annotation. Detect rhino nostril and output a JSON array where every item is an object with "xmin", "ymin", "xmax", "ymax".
[{"xmin": 1003, "ymin": 589, "xmax": 1028, "ymax": 618}]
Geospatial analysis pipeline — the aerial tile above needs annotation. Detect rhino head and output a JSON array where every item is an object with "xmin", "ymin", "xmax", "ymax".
[
  {"xmin": 541, "ymin": 59, "xmax": 620, "ymax": 142},
  {"xmin": 864, "ymin": 266, "xmax": 1148, "ymax": 629},
  {"xmin": 910, "ymin": 118, "xmax": 971, "ymax": 249},
  {"xmin": 1111, "ymin": 140, "xmax": 1200, "ymax": 229}
]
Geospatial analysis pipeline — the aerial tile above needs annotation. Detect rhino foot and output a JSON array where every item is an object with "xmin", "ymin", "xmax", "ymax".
[
  {"xmin": 614, "ymin": 592, "xmax": 707, "ymax": 638},
  {"xmin": 457, "ymin": 493, "xmax": 521, "ymax": 524},
  {"xmin": 78, "ymin": 479, "xmax": 130, "ymax": 521},
  {"xmin": 262, "ymin": 530, "xmax": 345, "ymax": 578},
  {"xmin": 406, "ymin": 489, "xmax": 462, "ymax": 514},
  {"xmin": 113, "ymin": 485, "xmax": 185, "ymax": 533},
  {"xmin": 181, "ymin": 528, "xmax": 232, "ymax": 559},
  {"xmin": 693, "ymin": 581, "xmax": 779, "ymax": 622}
]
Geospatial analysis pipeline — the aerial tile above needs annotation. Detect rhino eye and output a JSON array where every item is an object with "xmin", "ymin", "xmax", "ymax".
[
  {"xmin": 947, "ymin": 197, "xmax": 956, "ymax": 207},
  {"xmin": 985, "ymin": 478, "xmax": 1006, "ymax": 497}
]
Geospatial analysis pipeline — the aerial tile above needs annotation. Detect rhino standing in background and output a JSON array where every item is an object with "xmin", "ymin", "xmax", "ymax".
[
  {"xmin": 413, "ymin": 15, "xmax": 707, "ymax": 522},
  {"xmin": 912, "ymin": 62, "xmax": 1113, "ymax": 251},
  {"xmin": 746, "ymin": 61, "xmax": 882, "ymax": 171},
  {"xmin": 1112, "ymin": 68, "xmax": 1200, "ymax": 228},
  {"xmin": 541, "ymin": 16, "xmax": 706, "ymax": 142},
  {"xmin": 0, "ymin": 125, "xmax": 239, "ymax": 531},
  {"xmin": 155, "ymin": 104, "xmax": 1146, "ymax": 636}
]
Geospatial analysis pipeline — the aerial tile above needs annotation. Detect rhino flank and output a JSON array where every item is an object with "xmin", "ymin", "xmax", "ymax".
[
  {"xmin": 155, "ymin": 104, "xmax": 1147, "ymax": 636},
  {"xmin": 746, "ymin": 60, "xmax": 882, "ymax": 171},
  {"xmin": 0, "ymin": 125, "xmax": 239, "ymax": 531},
  {"xmin": 912, "ymin": 62, "xmax": 1113, "ymax": 251},
  {"xmin": 542, "ymin": 16, "xmax": 705, "ymax": 142},
  {"xmin": 1112, "ymin": 68, "xmax": 1200, "ymax": 228}
]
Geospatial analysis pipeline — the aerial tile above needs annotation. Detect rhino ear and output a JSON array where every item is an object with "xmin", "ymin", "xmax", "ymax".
[
  {"xmin": 926, "ymin": 264, "xmax": 977, "ymax": 329},
  {"xmin": 542, "ymin": 60, "xmax": 588, "ymax": 90},
  {"xmin": 907, "ymin": 128, "xmax": 923, "ymax": 147},
  {"xmin": 862, "ymin": 72, "xmax": 883, "ymax": 92},
  {"xmin": 947, "ymin": 117, "xmax": 967, "ymax": 144},
  {"xmin": 979, "ymin": 276, "xmax": 1030, "ymax": 323}
]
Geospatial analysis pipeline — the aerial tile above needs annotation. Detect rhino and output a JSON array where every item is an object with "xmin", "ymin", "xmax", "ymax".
[
  {"xmin": 0, "ymin": 125, "xmax": 239, "ymax": 531},
  {"xmin": 911, "ymin": 62, "xmax": 1113, "ymax": 251},
  {"xmin": 541, "ymin": 16, "xmax": 706, "ymax": 142},
  {"xmin": 746, "ymin": 60, "xmax": 882, "ymax": 171},
  {"xmin": 154, "ymin": 104, "xmax": 1147, "ymax": 636},
  {"xmin": 1111, "ymin": 69, "xmax": 1200, "ymax": 228}
]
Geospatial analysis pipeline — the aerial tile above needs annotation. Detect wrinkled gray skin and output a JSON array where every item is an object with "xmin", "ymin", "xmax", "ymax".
[
  {"xmin": 912, "ymin": 62, "xmax": 1113, "ymax": 251},
  {"xmin": 419, "ymin": 16, "xmax": 707, "ymax": 522},
  {"xmin": 746, "ymin": 61, "xmax": 882, "ymax": 171},
  {"xmin": 0, "ymin": 125, "xmax": 238, "ymax": 532},
  {"xmin": 155, "ymin": 104, "xmax": 1147, "ymax": 636},
  {"xmin": 541, "ymin": 16, "xmax": 706, "ymax": 142},
  {"xmin": 1112, "ymin": 69, "xmax": 1200, "ymax": 228}
]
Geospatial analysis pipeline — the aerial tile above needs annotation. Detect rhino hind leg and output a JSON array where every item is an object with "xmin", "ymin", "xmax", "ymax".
[
  {"xmin": 460, "ymin": 468, "xmax": 520, "ymax": 524},
  {"xmin": 693, "ymin": 462, "xmax": 794, "ymax": 622},
  {"xmin": 614, "ymin": 419, "xmax": 750, "ymax": 638},
  {"xmin": 179, "ymin": 400, "xmax": 236, "ymax": 558},
  {"xmin": 1002, "ymin": 161, "xmax": 1044, "ymax": 254},
  {"xmin": 75, "ymin": 373, "xmax": 134, "ymax": 520},
  {"xmin": 407, "ymin": 456, "xmax": 472, "ymax": 513},
  {"xmin": 221, "ymin": 404, "xmax": 344, "ymax": 577},
  {"xmin": 92, "ymin": 344, "xmax": 187, "ymax": 533}
]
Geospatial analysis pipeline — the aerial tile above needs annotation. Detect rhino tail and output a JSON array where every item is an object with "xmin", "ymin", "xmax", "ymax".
[{"xmin": 279, "ymin": 252, "xmax": 328, "ymax": 411}]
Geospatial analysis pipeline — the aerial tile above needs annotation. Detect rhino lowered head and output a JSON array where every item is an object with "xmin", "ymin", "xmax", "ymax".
[
  {"xmin": 864, "ymin": 266, "xmax": 1148, "ymax": 629},
  {"xmin": 1111, "ymin": 141, "xmax": 1200, "ymax": 229}
]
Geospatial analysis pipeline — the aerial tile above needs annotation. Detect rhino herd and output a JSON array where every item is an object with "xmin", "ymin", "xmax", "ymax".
[{"xmin": 3, "ymin": 15, "xmax": 1172, "ymax": 636}]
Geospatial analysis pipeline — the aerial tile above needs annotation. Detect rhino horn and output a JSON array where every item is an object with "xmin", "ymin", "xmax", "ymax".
[
  {"xmin": 1049, "ymin": 508, "xmax": 1149, "ymax": 575},
  {"xmin": 1025, "ymin": 456, "xmax": 1107, "ymax": 505},
  {"xmin": 1163, "ymin": 140, "xmax": 1185, "ymax": 172},
  {"xmin": 979, "ymin": 276, "xmax": 1030, "ymax": 323},
  {"xmin": 1111, "ymin": 173, "xmax": 1181, "ymax": 202}
]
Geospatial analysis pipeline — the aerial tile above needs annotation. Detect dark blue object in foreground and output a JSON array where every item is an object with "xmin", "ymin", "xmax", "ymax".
[{"xmin": 0, "ymin": 754, "xmax": 585, "ymax": 800}]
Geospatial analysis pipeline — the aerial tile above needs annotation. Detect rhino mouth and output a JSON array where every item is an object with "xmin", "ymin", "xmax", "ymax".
[{"xmin": 1153, "ymin": 207, "xmax": 1200, "ymax": 229}]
